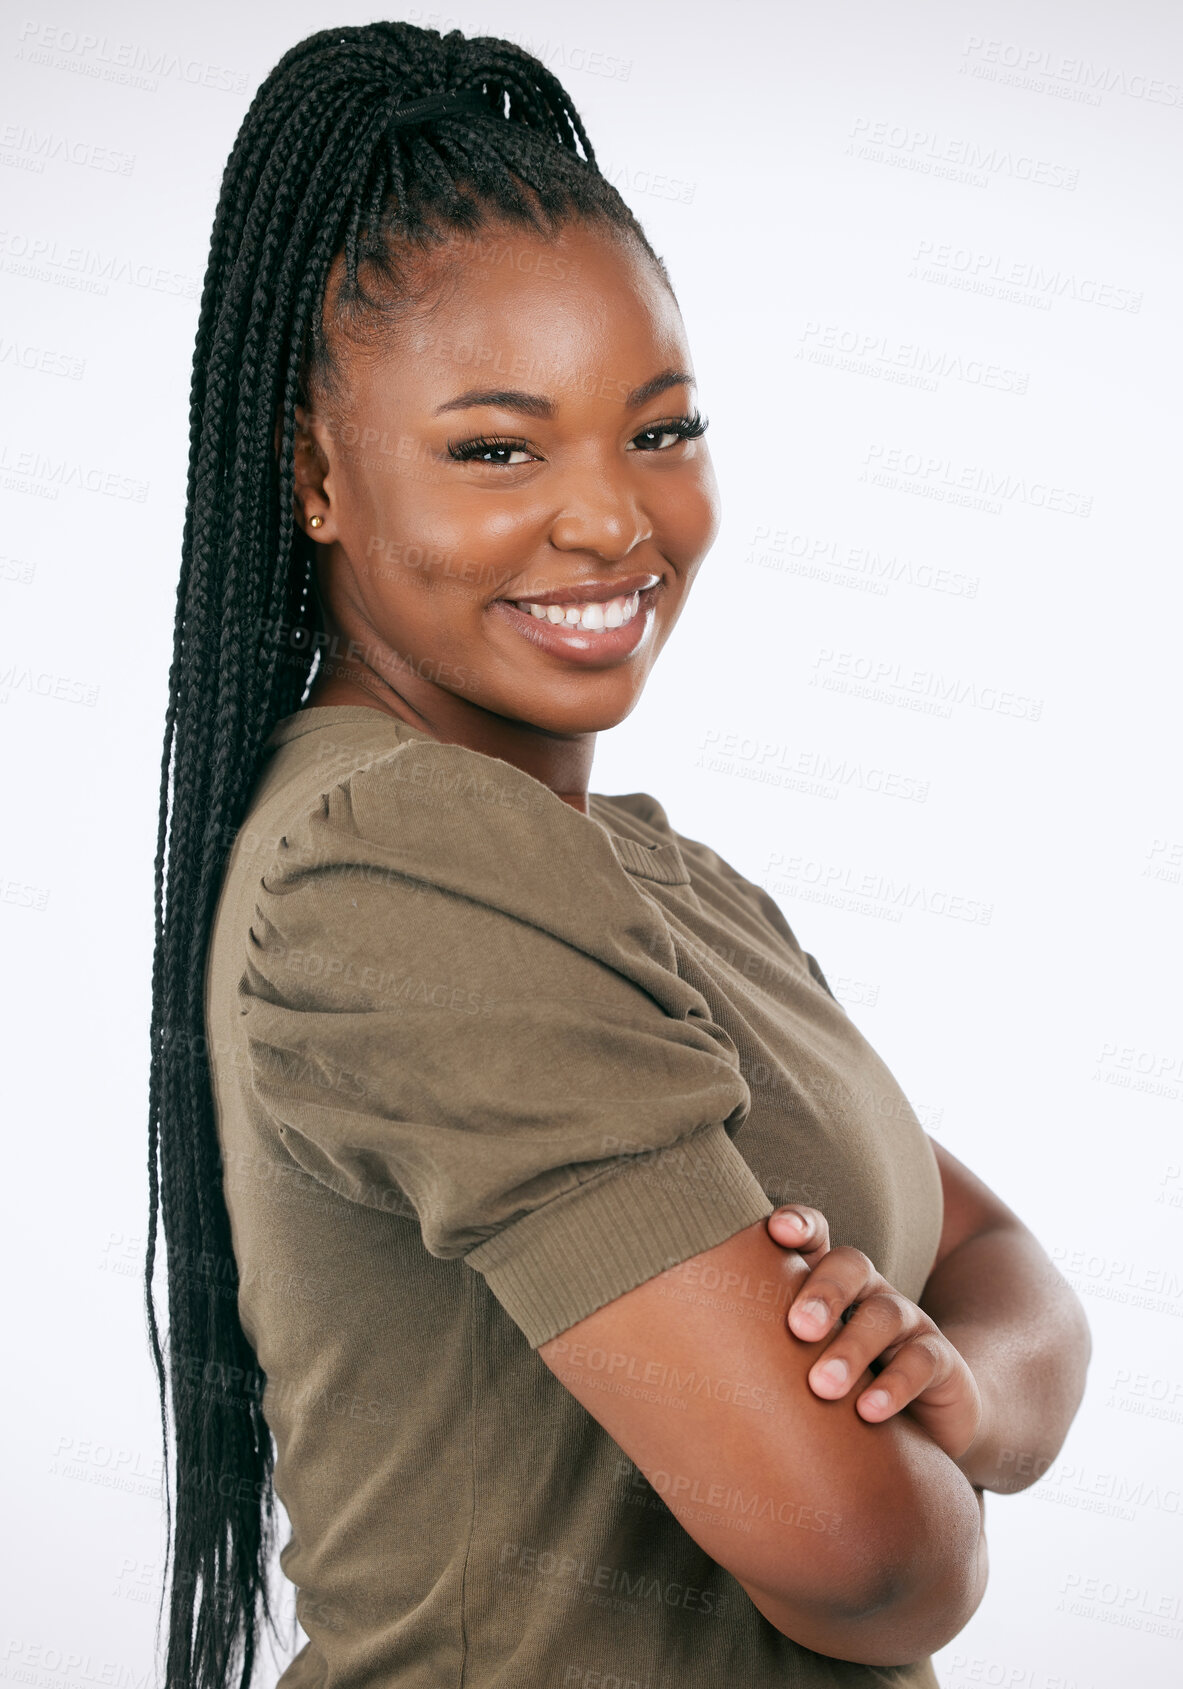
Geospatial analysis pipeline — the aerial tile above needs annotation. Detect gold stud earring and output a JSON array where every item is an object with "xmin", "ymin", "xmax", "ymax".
[{"xmin": 309, "ymin": 514, "xmax": 324, "ymax": 529}]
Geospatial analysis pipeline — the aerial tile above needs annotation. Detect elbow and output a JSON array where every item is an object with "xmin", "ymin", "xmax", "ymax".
[
  {"xmin": 994, "ymin": 1292, "xmax": 1094, "ymax": 1497},
  {"xmin": 839, "ymin": 1478, "xmax": 988, "ymax": 1664},
  {"xmin": 742, "ymin": 1548, "xmax": 987, "ymax": 1669},
  {"xmin": 738, "ymin": 1469, "xmax": 987, "ymax": 1667}
]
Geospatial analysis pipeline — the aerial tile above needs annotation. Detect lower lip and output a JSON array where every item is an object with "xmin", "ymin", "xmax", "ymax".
[{"xmin": 488, "ymin": 586, "xmax": 660, "ymax": 667}]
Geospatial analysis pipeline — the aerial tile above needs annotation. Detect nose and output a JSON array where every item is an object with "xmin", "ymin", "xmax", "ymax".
[{"xmin": 548, "ymin": 468, "xmax": 653, "ymax": 563}]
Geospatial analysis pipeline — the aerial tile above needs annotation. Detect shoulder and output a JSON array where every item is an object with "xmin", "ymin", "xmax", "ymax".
[
  {"xmin": 593, "ymin": 787, "xmax": 793, "ymax": 927},
  {"xmin": 627, "ymin": 798, "xmax": 789, "ymax": 918},
  {"xmin": 609, "ymin": 796, "xmax": 841, "ymax": 1004},
  {"xmin": 248, "ymin": 733, "xmax": 685, "ymax": 993},
  {"xmin": 265, "ymin": 736, "xmax": 632, "ymax": 909},
  {"xmin": 596, "ymin": 790, "xmax": 674, "ymax": 834},
  {"xmin": 596, "ymin": 789, "xmax": 766, "ymax": 896}
]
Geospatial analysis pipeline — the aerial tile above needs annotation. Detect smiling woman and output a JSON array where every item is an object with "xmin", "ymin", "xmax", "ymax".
[
  {"xmin": 293, "ymin": 221, "xmax": 716, "ymax": 774},
  {"xmin": 147, "ymin": 18, "xmax": 1087, "ymax": 1689}
]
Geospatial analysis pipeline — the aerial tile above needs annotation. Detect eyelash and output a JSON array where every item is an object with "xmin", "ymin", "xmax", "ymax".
[{"xmin": 446, "ymin": 409, "xmax": 709, "ymax": 466}]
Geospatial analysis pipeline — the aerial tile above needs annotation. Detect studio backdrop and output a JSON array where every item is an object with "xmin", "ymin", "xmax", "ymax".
[{"xmin": 2, "ymin": 2, "xmax": 1179, "ymax": 1685}]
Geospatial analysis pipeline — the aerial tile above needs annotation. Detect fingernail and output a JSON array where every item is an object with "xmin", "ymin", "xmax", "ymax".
[
  {"xmin": 797, "ymin": 1299, "xmax": 828, "ymax": 1326},
  {"xmin": 779, "ymin": 1209, "xmax": 808, "ymax": 1231},
  {"xmin": 817, "ymin": 1358, "xmax": 848, "ymax": 1384},
  {"xmin": 863, "ymin": 1389, "xmax": 890, "ymax": 1412}
]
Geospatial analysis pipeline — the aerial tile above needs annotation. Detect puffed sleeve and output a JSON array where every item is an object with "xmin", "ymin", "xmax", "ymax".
[{"xmin": 239, "ymin": 737, "xmax": 774, "ymax": 1348}]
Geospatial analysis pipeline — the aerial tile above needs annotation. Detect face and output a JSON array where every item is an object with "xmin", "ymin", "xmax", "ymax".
[{"xmin": 293, "ymin": 216, "xmax": 720, "ymax": 771}]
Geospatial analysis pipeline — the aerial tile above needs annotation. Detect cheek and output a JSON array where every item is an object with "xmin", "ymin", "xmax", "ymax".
[
  {"xmin": 656, "ymin": 465, "xmax": 720, "ymax": 560},
  {"xmin": 352, "ymin": 549, "xmax": 434, "ymax": 610},
  {"xmin": 366, "ymin": 490, "xmax": 540, "ymax": 592},
  {"xmin": 331, "ymin": 454, "xmax": 393, "ymax": 561},
  {"xmin": 355, "ymin": 526, "xmax": 524, "ymax": 640},
  {"xmin": 429, "ymin": 497, "xmax": 547, "ymax": 563},
  {"xmin": 359, "ymin": 553, "xmax": 484, "ymax": 627}
]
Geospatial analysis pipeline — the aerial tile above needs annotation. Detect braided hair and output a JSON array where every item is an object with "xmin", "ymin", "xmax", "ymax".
[{"xmin": 146, "ymin": 21, "xmax": 671, "ymax": 1687}]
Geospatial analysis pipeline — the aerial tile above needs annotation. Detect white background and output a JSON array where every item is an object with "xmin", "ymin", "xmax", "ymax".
[{"xmin": 2, "ymin": 2, "xmax": 1180, "ymax": 1685}]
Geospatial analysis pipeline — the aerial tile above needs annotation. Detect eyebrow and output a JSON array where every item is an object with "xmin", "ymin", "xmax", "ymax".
[{"xmin": 431, "ymin": 367, "xmax": 695, "ymax": 419}]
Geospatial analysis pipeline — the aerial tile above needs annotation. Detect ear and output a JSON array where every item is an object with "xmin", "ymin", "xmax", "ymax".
[{"xmin": 288, "ymin": 403, "xmax": 336, "ymax": 540}]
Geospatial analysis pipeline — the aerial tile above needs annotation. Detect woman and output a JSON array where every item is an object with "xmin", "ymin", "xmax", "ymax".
[{"xmin": 146, "ymin": 21, "xmax": 1091, "ymax": 1688}]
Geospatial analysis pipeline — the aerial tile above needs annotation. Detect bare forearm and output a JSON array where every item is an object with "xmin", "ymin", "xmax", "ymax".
[
  {"xmin": 545, "ymin": 1221, "xmax": 992, "ymax": 1667},
  {"xmin": 920, "ymin": 1224, "xmax": 1092, "ymax": 1493}
]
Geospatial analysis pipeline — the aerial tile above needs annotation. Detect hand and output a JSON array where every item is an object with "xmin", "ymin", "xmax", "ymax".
[{"xmin": 766, "ymin": 1204, "xmax": 984, "ymax": 1466}]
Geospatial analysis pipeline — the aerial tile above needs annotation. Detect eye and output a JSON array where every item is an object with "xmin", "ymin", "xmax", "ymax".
[
  {"xmin": 628, "ymin": 410, "xmax": 710, "ymax": 453},
  {"xmin": 445, "ymin": 409, "xmax": 709, "ymax": 468},
  {"xmin": 447, "ymin": 434, "xmax": 538, "ymax": 467}
]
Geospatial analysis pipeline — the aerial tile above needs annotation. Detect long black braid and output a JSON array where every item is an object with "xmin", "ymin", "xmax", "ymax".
[{"xmin": 146, "ymin": 20, "xmax": 671, "ymax": 1687}]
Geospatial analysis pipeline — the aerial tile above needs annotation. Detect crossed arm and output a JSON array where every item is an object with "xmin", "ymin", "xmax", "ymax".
[
  {"xmin": 917, "ymin": 1136, "xmax": 1092, "ymax": 1495},
  {"xmin": 764, "ymin": 1136, "xmax": 1093, "ymax": 1495},
  {"xmin": 538, "ymin": 1134, "xmax": 1091, "ymax": 1662}
]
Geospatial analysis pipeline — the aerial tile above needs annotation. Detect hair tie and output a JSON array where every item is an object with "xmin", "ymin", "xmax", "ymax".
[{"xmin": 388, "ymin": 88, "xmax": 493, "ymax": 128}]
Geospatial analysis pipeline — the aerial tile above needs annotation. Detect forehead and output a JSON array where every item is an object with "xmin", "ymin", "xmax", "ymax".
[{"xmin": 331, "ymin": 220, "xmax": 688, "ymax": 413}]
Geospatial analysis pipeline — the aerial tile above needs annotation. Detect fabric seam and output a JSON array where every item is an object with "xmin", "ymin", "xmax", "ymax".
[
  {"xmin": 456, "ymin": 1267, "xmax": 477, "ymax": 1688},
  {"xmin": 463, "ymin": 1117, "xmax": 738, "ymax": 1271}
]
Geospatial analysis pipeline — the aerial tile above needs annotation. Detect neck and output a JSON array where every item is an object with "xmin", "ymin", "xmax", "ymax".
[{"xmin": 304, "ymin": 664, "xmax": 595, "ymax": 816}]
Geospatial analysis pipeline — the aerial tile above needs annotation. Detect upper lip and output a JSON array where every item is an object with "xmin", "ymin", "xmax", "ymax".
[{"xmin": 499, "ymin": 573, "xmax": 661, "ymax": 607}]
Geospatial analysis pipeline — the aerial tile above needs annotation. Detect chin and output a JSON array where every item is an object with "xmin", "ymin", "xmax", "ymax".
[{"xmin": 517, "ymin": 687, "xmax": 643, "ymax": 739}]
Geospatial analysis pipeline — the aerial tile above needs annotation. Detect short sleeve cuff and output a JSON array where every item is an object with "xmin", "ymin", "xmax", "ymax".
[{"xmin": 465, "ymin": 1121, "xmax": 774, "ymax": 1348}]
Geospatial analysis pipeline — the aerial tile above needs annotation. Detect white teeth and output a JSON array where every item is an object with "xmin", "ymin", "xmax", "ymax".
[{"xmin": 518, "ymin": 590, "xmax": 643, "ymax": 631}]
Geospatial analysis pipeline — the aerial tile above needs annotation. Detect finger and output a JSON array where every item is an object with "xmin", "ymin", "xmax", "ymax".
[
  {"xmin": 766, "ymin": 1206, "xmax": 828, "ymax": 1253},
  {"xmin": 801, "ymin": 1292, "xmax": 914, "ymax": 1398},
  {"xmin": 854, "ymin": 1332, "xmax": 951, "ymax": 1421},
  {"xmin": 785, "ymin": 1247, "xmax": 877, "ymax": 1341}
]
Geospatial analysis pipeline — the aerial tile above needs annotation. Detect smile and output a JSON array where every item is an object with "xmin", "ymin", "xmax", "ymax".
[
  {"xmin": 487, "ymin": 579, "xmax": 662, "ymax": 668},
  {"xmin": 511, "ymin": 590, "xmax": 641, "ymax": 631}
]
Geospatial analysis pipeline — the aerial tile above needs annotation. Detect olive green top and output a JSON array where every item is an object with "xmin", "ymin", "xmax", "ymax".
[{"xmin": 204, "ymin": 704, "xmax": 944, "ymax": 1686}]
